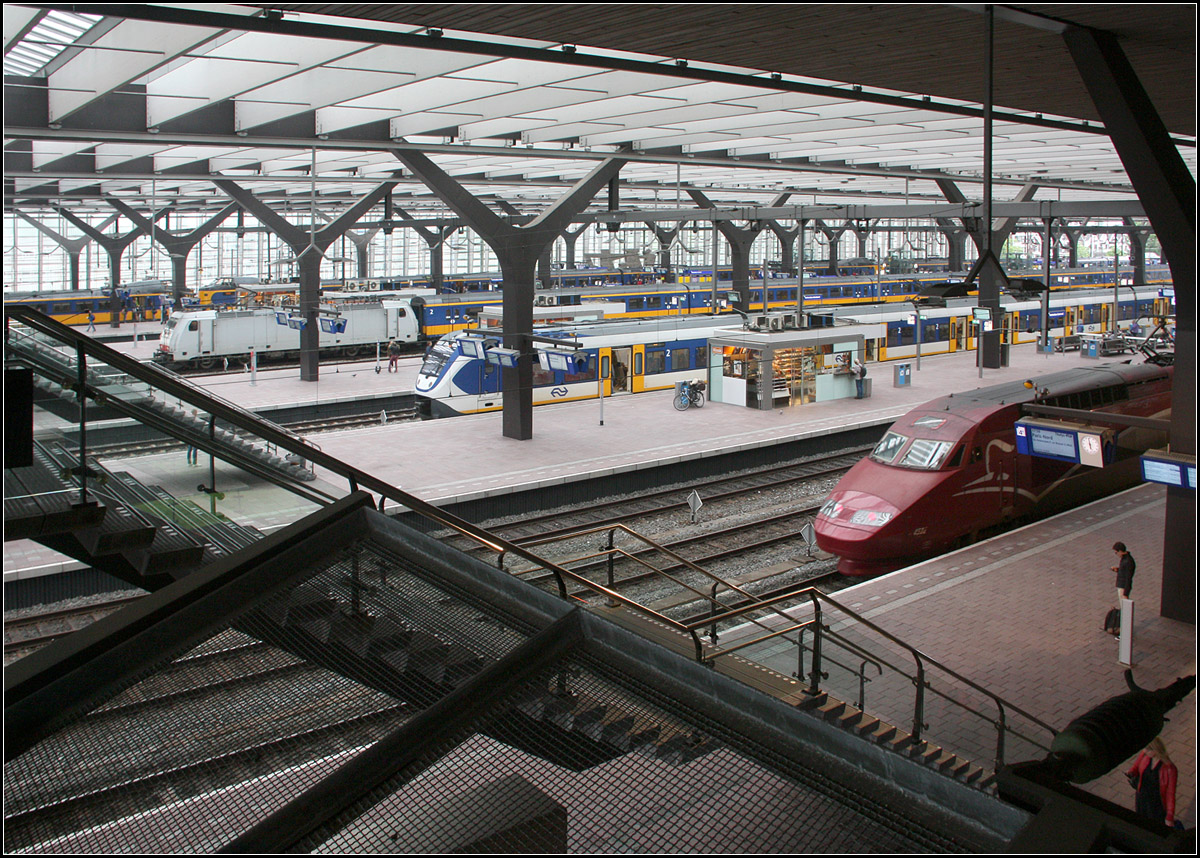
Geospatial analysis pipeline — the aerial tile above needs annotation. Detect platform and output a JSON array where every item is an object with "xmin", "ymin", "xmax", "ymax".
[
  {"xmin": 5, "ymin": 343, "xmax": 1157, "ymax": 582},
  {"xmin": 730, "ymin": 482, "xmax": 1196, "ymax": 828}
]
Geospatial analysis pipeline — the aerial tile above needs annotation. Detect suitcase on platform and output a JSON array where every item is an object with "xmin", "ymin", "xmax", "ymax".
[{"xmin": 1103, "ymin": 607, "xmax": 1121, "ymax": 635}]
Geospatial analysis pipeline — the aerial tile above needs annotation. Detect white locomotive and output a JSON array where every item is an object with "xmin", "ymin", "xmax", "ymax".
[{"xmin": 154, "ymin": 298, "xmax": 422, "ymax": 369}]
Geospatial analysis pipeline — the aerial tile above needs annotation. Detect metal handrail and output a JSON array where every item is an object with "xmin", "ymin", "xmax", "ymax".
[
  {"xmin": 691, "ymin": 585, "xmax": 1058, "ymax": 768},
  {"xmin": 4, "ymin": 307, "xmax": 576, "ymax": 600},
  {"xmin": 517, "ymin": 522, "xmax": 808, "ymax": 633}
]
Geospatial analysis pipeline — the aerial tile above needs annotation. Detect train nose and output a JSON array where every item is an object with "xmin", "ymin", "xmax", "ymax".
[{"xmin": 814, "ymin": 490, "xmax": 900, "ymax": 550}]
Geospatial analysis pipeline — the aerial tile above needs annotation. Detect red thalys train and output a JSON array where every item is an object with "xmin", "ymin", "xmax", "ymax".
[{"xmin": 815, "ymin": 361, "xmax": 1173, "ymax": 577}]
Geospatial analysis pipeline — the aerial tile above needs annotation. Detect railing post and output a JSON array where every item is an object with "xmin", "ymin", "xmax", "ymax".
[
  {"xmin": 709, "ymin": 582, "xmax": 721, "ymax": 643},
  {"xmin": 796, "ymin": 624, "xmax": 807, "ymax": 681},
  {"xmin": 808, "ymin": 592, "xmax": 823, "ymax": 695},
  {"xmin": 605, "ymin": 527, "xmax": 615, "ymax": 589},
  {"xmin": 994, "ymin": 701, "xmax": 1008, "ymax": 771},
  {"xmin": 75, "ymin": 343, "xmax": 88, "ymax": 505},
  {"xmin": 912, "ymin": 653, "xmax": 927, "ymax": 744}
]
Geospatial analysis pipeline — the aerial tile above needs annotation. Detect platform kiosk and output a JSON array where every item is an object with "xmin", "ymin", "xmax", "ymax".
[{"xmin": 705, "ymin": 319, "xmax": 885, "ymax": 410}]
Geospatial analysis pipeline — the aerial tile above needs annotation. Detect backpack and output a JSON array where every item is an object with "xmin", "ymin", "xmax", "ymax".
[{"xmin": 857, "ymin": 363, "xmax": 867, "ymax": 379}]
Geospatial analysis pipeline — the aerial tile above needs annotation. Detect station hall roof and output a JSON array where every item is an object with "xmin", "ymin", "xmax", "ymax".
[{"xmin": 3, "ymin": 4, "xmax": 1195, "ymax": 219}]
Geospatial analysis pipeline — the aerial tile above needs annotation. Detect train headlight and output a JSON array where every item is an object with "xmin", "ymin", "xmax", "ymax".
[
  {"xmin": 819, "ymin": 498, "xmax": 844, "ymax": 519},
  {"xmin": 848, "ymin": 509, "xmax": 893, "ymax": 527}
]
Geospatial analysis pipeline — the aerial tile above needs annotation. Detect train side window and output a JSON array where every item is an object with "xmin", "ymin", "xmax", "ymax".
[
  {"xmin": 645, "ymin": 349, "xmax": 665, "ymax": 374},
  {"xmin": 188, "ymin": 321, "xmax": 199, "ymax": 331},
  {"xmin": 670, "ymin": 348, "xmax": 689, "ymax": 370}
]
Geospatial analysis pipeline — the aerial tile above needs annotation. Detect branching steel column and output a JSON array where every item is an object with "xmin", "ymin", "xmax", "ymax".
[
  {"xmin": 1063, "ymin": 24, "xmax": 1196, "ymax": 624},
  {"xmin": 106, "ymin": 197, "xmax": 238, "ymax": 307},
  {"xmin": 688, "ymin": 189, "xmax": 763, "ymax": 308},
  {"xmin": 52, "ymin": 205, "xmax": 170, "ymax": 326},
  {"xmin": 214, "ymin": 177, "xmax": 399, "ymax": 381},
  {"xmin": 13, "ymin": 210, "xmax": 102, "ymax": 292},
  {"xmin": 393, "ymin": 147, "xmax": 626, "ymax": 440}
]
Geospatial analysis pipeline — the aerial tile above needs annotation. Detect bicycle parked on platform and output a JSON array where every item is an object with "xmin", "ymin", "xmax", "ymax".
[{"xmin": 674, "ymin": 379, "xmax": 707, "ymax": 411}]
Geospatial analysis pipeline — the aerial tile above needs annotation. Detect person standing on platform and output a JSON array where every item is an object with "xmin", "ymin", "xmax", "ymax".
[
  {"xmin": 853, "ymin": 359, "xmax": 867, "ymax": 399},
  {"xmin": 186, "ymin": 409, "xmax": 200, "ymax": 465},
  {"xmin": 1112, "ymin": 541, "xmax": 1136, "ymax": 602},
  {"xmin": 387, "ymin": 339, "xmax": 401, "ymax": 373},
  {"xmin": 1126, "ymin": 737, "xmax": 1177, "ymax": 828}
]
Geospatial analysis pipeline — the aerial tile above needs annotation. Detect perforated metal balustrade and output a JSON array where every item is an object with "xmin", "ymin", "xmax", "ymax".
[{"xmin": 5, "ymin": 497, "xmax": 1025, "ymax": 854}]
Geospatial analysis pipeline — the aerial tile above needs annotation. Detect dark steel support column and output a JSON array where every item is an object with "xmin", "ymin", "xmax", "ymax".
[
  {"xmin": 644, "ymin": 222, "xmax": 681, "ymax": 281},
  {"xmin": 214, "ymin": 177, "xmax": 399, "ymax": 381},
  {"xmin": 766, "ymin": 221, "xmax": 801, "ymax": 276},
  {"xmin": 53, "ymin": 206, "xmax": 169, "ymax": 326},
  {"xmin": 1063, "ymin": 24, "xmax": 1196, "ymax": 624},
  {"xmin": 688, "ymin": 189, "xmax": 762, "ymax": 309},
  {"xmin": 813, "ymin": 219, "xmax": 848, "ymax": 275},
  {"xmin": 341, "ymin": 227, "xmax": 380, "ymax": 279},
  {"xmin": 14, "ymin": 211, "xmax": 92, "ymax": 291},
  {"xmin": 393, "ymin": 147, "xmax": 626, "ymax": 440},
  {"xmin": 562, "ymin": 223, "xmax": 588, "ymax": 270},
  {"xmin": 107, "ymin": 197, "xmax": 238, "ymax": 307}
]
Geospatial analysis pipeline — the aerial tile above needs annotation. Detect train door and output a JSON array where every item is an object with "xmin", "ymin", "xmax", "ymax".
[
  {"xmin": 1064, "ymin": 306, "xmax": 1076, "ymax": 336},
  {"xmin": 950, "ymin": 318, "xmax": 962, "ymax": 352},
  {"xmin": 630, "ymin": 344, "xmax": 645, "ymax": 392},
  {"xmin": 598, "ymin": 347, "xmax": 611, "ymax": 395},
  {"xmin": 610, "ymin": 347, "xmax": 632, "ymax": 394},
  {"xmin": 196, "ymin": 316, "xmax": 215, "ymax": 358},
  {"xmin": 1099, "ymin": 302, "xmax": 1112, "ymax": 333}
]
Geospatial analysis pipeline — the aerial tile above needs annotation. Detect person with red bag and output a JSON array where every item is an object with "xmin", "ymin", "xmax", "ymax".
[{"xmin": 1126, "ymin": 737, "xmax": 1178, "ymax": 828}]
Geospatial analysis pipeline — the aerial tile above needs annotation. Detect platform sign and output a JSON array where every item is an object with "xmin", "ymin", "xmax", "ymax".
[
  {"xmin": 1015, "ymin": 418, "xmax": 1115, "ymax": 467},
  {"xmin": 1140, "ymin": 449, "xmax": 1196, "ymax": 490},
  {"xmin": 485, "ymin": 346, "xmax": 520, "ymax": 368}
]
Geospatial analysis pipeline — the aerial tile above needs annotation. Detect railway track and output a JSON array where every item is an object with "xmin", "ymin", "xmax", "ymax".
[
  {"xmin": 4, "ymin": 593, "xmax": 147, "ymax": 659},
  {"xmin": 432, "ymin": 447, "xmax": 872, "ymax": 610}
]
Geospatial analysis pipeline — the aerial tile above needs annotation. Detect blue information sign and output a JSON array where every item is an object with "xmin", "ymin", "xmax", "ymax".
[
  {"xmin": 1140, "ymin": 449, "xmax": 1197, "ymax": 490},
  {"xmin": 1015, "ymin": 421, "xmax": 1078, "ymax": 463}
]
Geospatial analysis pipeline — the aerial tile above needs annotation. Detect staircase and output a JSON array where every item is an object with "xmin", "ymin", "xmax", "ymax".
[
  {"xmin": 795, "ymin": 690, "xmax": 993, "ymax": 789},
  {"xmin": 9, "ymin": 327, "xmax": 315, "ymax": 484},
  {"xmin": 9, "ymin": 440, "xmax": 267, "ymax": 591}
]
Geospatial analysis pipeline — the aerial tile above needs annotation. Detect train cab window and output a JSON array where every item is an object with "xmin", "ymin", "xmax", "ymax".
[
  {"xmin": 970, "ymin": 447, "xmax": 983, "ymax": 463},
  {"xmin": 945, "ymin": 445, "xmax": 964, "ymax": 468},
  {"xmin": 870, "ymin": 431, "xmax": 908, "ymax": 464},
  {"xmin": 188, "ymin": 320, "xmax": 199, "ymax": 331},
  {"xmin": 899, "ymin": 439, "xmax": 954, "ymax": 470}
]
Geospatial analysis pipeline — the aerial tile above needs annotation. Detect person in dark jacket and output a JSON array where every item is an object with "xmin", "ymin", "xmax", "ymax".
[
  {"xmin": 1112, "ymin": 541, "xmax": 1136, "ymax": 601},
  {"xmin": 387, "ymin": 339, "xmax": 401, "ymax": 373}
]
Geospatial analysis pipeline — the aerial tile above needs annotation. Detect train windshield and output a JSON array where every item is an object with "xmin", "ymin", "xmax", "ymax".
[
  {"xmin": 870, "ymin": 431, "xmax": 908, "ymax": 464},
  {"xmin": 898, "ymin": 439, "xmax": 955, "ymax": 470},
  {"xmin": 419, "ymin": 339, "xmax": 456, "ymax": 377}
]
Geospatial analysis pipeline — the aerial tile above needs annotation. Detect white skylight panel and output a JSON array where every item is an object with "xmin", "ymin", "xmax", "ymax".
[{"xmin": 3, "ymin": 8, "xmax": 102, "ymax": 77}]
